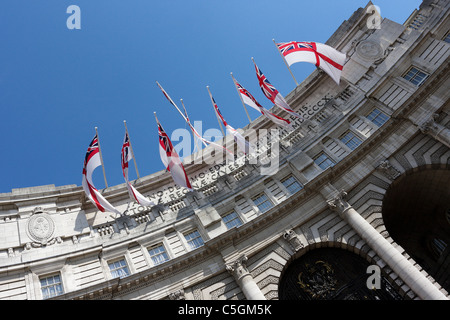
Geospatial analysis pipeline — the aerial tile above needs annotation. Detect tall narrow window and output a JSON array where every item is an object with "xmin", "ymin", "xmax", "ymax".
[
  {"xmin": 281, "ymin": 176, "xmax": 303, "ymax": 195},
  {"xmin": 108, "ymin": 258, "xmax": 130, "ymax": 279},
  {"xmin": 148, "ymin": 244, "xmax": 169, "ymax": 265},
  {"xmin": 223, "ymin": 211, "xmax": 243, "ymax": 229},
  {"xmin": 403, "ymin": 67, "xmax": 429, "ymax": 86},
  {"xmin": 40, "ymin": 274, "xmax": 64, "ymax": 299},
  {"xmin": 340, "ymin": 131, "xmax": 362, "ymax": 150},
  {"xmin": 367, "ymin": 108, "xmax": 389, "ymax": 127},
  {"xmin": 253, "ymin": 193, "xmax": 273, "ymax": 213},
  {"xmin": 314, "ymin": 152, "xmax": 335, "ymax": 170},
  {"xmin": 184, "ymin": 230, "xmax": 204, "ymax": 250}
]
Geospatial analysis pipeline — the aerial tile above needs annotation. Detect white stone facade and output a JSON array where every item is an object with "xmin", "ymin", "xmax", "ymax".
[{"xmin": 1, "ymin": 0, "xmax": 449, "ymax": 300}]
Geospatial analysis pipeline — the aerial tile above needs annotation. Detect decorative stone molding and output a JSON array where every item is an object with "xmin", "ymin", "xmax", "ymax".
[
  {"xmin": 169, "ymin": 289, "xmax": 185, "ymax": 300},
  {"xmin": 26, "ymin": 207, "xmax": 56, "ymax": 246},
  {"xmin": 226, "ymin": 255, "xmax": 249, "ymax": 282},
  {"xmin": 282, "ymin": 229, "xmax": 304, "ymax": 252},
  {"xmin": 419, "ymin": 113, "xmax": 440, "ymax": 135},
  {"xmin": 419, "ymin": 113, "xmax": 450, "ymax": 148},
  {"xmin": 377, "ymin": 159, "xmax": 401, "ymax": 180},
  {"xmin": 326, "ymin": 190, "xmax": 352, "ymax": 217}
]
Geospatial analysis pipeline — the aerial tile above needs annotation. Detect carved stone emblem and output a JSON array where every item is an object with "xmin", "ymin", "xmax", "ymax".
[
  {"xmin": 356, "ymin": 40, "xmax": 383, "ymax": 60},
  {"xmin": 169, "ymin": 289, "xmax": 185, "ymax": 300},
  {"xmin": 377, "ymin": 159, "xmax": 401, "ymax": 180},
  {"xmin": 27, "ymin": 207, "xmax": 55, "ymax": 246},
  {"xmin": 283, "ymin": 229, "xmax": 304, "ymax": 252}
]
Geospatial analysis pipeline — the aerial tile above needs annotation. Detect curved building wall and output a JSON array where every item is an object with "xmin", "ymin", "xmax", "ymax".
[{"xmin": 0, "ymin": 0, "xmax": 449, "ymax": 300}]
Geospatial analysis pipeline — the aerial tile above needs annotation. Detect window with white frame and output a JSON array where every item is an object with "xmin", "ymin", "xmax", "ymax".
[
  {"xmin": 367, "ymin": 108, "xmax": 389, "ymax": 127},
  {"xmin": 340, "ymin": 131, "xmax": 363, "ymax": 150},
  {"xmin": 281, "ymin": 175, "xmax": 303, "ymax": 195},
  {"xmin": 184, "ymin": 230, "xmax": 204, "ymax": 250},
  {"xmin": 403, "ymin": 67, "xmax": 429, "ymax": 86},
  {"xmin": 222, "ymin": 211, "xmax": 243, "ymax": 229},
  {"xmin": 148, "ymin": 244, "xmax": 169, "ymax": 266},
  {"xmin": 108, "ymin": 258, "xmax": 130, "ymax": 279},
  {"xmin": 314, "ymin": 152, "xmax": 335, "ymax": 170},
  {"xmin": 40, "ymin": 274, "xmax": 64, "ymax": 299},
  {"xmin": 253, "ymin": 193, "xmax": 273, "ymax": 213}
]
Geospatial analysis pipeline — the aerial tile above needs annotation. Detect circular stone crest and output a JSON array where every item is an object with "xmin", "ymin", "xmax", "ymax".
[
  {"xmin": 356, "ymin": 40, "xmax": 383, "ymax": 60},
  {"xmin": 27, "ymin": 211, "xmax": 55, "ymax": 245}
]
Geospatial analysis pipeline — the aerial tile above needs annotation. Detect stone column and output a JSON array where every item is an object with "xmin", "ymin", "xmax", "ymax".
[
  {"xmin": 327, "ymin": 190, "xmax": 448, "ymax": 300},
  {"xmin": 226, "ymin": 255, "xmax": 266, "ymax": 300},
  {"xmin": 419, "ymin": 113, "xmax": 450, "ymax": 148}
]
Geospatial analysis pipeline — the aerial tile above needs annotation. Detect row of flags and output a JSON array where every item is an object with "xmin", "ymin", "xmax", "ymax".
[{"xmin": 81, "ymin": 41, "xmax": 346, "ymax": 215}]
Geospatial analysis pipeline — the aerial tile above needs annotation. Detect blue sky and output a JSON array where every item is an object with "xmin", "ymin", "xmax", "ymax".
[{"xmin": 0, "ymin": 0, "xmax": 422, "ymax": 193}]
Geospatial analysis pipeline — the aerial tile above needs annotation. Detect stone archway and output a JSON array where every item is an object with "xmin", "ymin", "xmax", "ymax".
[
  {"xmin": 278, "ymin": 247, "xmax": 402, "ymax": 300},
  {"xmin": 382, "ymin": 166, "xmax": 450, "ymax": 293}
]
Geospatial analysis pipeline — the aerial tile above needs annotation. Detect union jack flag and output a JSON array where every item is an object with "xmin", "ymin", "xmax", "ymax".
[
  {"xmin": 254, "ymin": 63, "xmax": 279, "ymax": 102},
  {"xmin": 232, "ymin": 76, "xmax": 291, "ymax": 128},
  {"xmin": 275, "ymin": 41, "xmax": 346, "ymax": 84},
  {"xmin": 277, "ymin": 41, "xmax": 315, "ymax": 58},
  {"xmin": 155, "ymin": 113, "xmax": 192, "ymax": 190},
  {"xmin": 83, "ymin": 134, "xmax": 99, "ymax": 172},
  {"xmin": 82, "ymin": 132, "xmax": 122, "ymax": 215},
  {"xmin": 252, "ymin": 59, "xmax": 301, "ymax": 118},
  {"xmin": 235, "ymin": 81, "xmax": 264, "ymax": 110},
  {"xmin": 121, "ymin": 132, "xmax": 130, "ymax": 173},
  {"xmin": 211, "ymin": 95, "xmax": 228, "ymax": 128},
  {"xmin": 158, "ymin": 123, "xmax": 175, "ymax": 161},
  {"xmin": 121, "ymin": 131, "xmax": 155, "ymax": 206}
]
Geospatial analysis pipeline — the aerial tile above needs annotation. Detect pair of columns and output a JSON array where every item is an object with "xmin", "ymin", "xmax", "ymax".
[
  {"xmin": 225, "ymin": 188, "xmax": 448, "ymax": 300},
  {"xmin": 223, "ymin": 114, "xmax": 449, "ymax": 300}
]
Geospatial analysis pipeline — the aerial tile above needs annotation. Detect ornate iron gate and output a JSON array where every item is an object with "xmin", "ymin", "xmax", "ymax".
[{"xmin": 278, "ymin": 248, "xmax": 403, "ymax": 300}]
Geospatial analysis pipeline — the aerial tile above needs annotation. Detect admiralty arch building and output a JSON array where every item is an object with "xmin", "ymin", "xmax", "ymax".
[{"xmin": 1, "ymin": 0, "xmax": 450, "ymax": 301}]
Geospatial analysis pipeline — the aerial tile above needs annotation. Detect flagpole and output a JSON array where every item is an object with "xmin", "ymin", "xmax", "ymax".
[
  {"xmin": 95, "ymin": 126, "xmax": 108, "ymax": 189},
  {"xmin": 273, "ymin": 38, "xmax": 299, "ymax": 86},
  {"xmin": 230, "ymin": 72, "xmax": 253, "ymax": 124},
  {"xmin": 206, "ymin": 85, "xmax": 225, "ymax": 137},
  {"xmin": 123, "ymin": 120, "xmax": 140, "ymax": 179},
  {"xmin": 180, "ymin": 99, "xmax": 202, "ymax": 153},
  {"xmin": 156, "ymin": 81, "xmax": 207, "ymax": 148}
]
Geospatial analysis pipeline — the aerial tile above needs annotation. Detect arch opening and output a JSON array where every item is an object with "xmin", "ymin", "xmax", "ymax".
[
  {"xmin": 278, "ymin": 247, "xmax": 402, "ymax": 300},
  {"xmin": 382, "ymin": 167, "xmax": 450, "ymax": 293}
]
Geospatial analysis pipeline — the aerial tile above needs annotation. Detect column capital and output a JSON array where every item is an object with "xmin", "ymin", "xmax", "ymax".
[
  {"xmin": 418, "ymin": 113, "xmax": 450, "ymax": 148},
  {"xmin": 169, "ymin": 289, "xmax": 185, "ymax": 300},
  {"xmin": 226, "ymin": 254, "xmax": 250, "ymax": 282},
  {"xmin": 419, "ymin": 113, "xmax": 441, "ymax": 136},
  {"xmin": 327, "ymin": 189, "xmax": 352, "ymax": 216}
]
